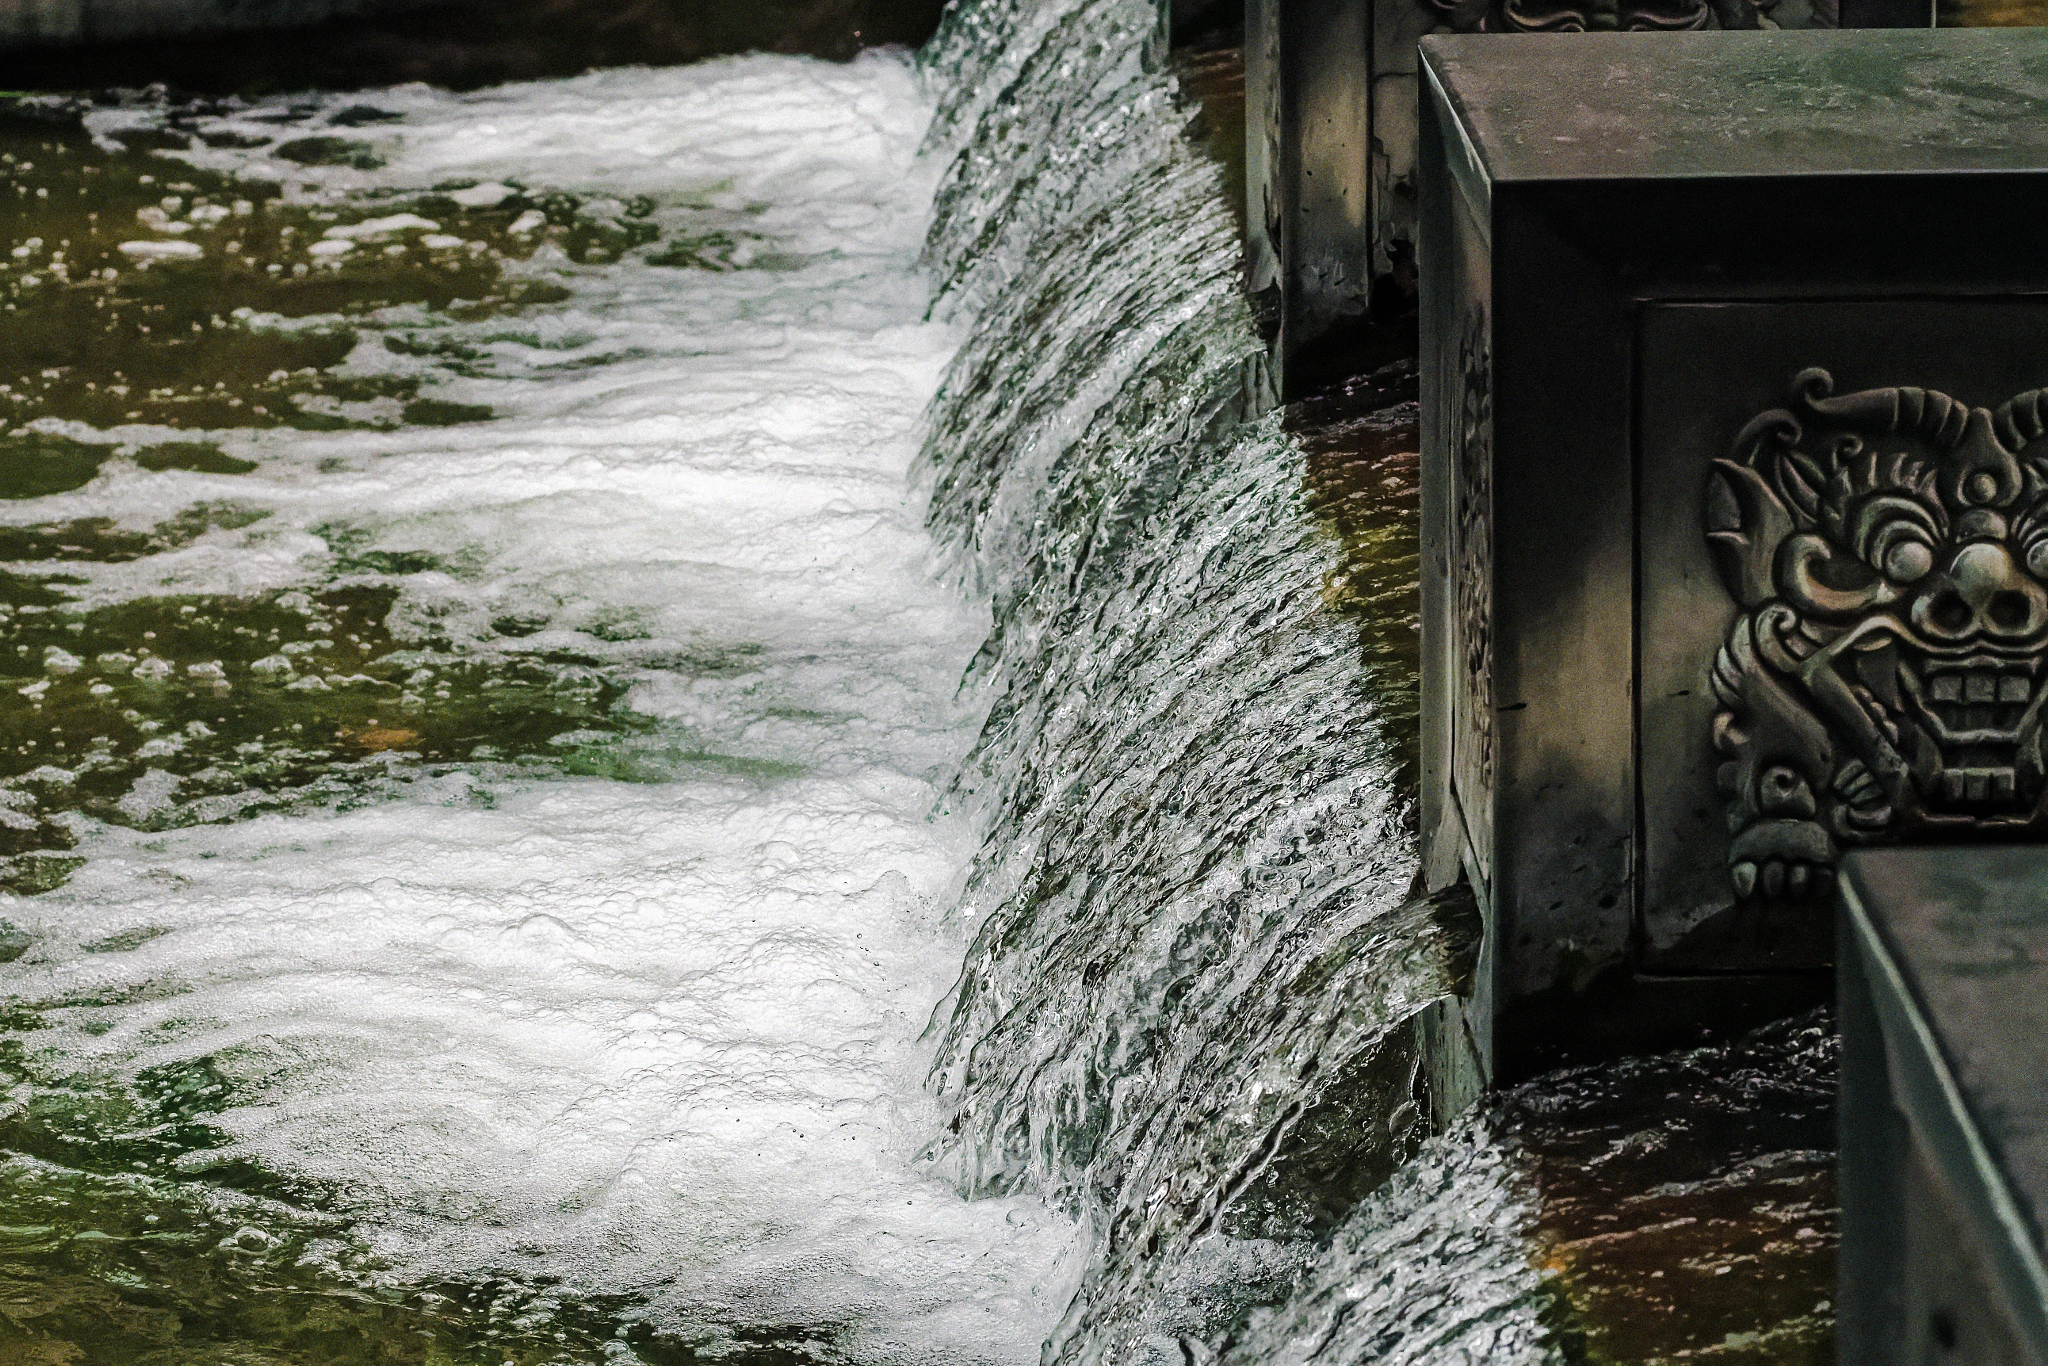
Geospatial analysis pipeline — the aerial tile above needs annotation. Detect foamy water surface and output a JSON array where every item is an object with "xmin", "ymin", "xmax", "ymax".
[{"xmin": 0, "ymin": 51, "xmax": 1077, "ymax": 1362}]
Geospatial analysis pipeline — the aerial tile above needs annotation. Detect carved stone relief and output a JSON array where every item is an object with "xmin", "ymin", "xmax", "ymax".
[
  {"xmin": 1417, "ymin": 0, "xmax": 1818, "ymax": 40},
  {"xmin": 1451, "ymin": 310, "xmax": 1494, "ymax": 815},
  {"xmin": 1706, "ymin": 368, "xmax": 2048, "ymax": 905},
  {"xmin": 1425, "ymin": 0, "xmax": 1710, "ymax": 29}
]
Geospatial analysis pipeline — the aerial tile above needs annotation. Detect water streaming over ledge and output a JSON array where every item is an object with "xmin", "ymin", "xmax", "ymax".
[{"xmin": 914, "ymin": 0, "xmax": 1484, "ymax": 1356}]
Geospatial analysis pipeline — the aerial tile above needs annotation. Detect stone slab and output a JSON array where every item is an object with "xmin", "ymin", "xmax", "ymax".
[{"xmin": 1425, "ymin": 28, "xmax": 2048, "ymax": 184}]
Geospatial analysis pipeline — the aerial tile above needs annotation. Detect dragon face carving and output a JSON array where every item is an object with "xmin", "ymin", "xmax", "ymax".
[{"xmin": 1708, "ymin": 368, "xmax": 2048, "ymax": 905}]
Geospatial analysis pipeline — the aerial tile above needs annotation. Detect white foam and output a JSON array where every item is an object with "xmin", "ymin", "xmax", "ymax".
[
  {"xmin": 11, "ymin": 53, "xmax": 1077, "ymax": 1361},
  {"xmin": 117, "ymin": 238, "xmax": 204, "ymax": 260},
  {"xmin": 449, "ymin": 180, "xmax": 517, "ymax": 207},
  {"xmin": 321, "ymin": 212, "xmax": 441, "ymax": 240}
]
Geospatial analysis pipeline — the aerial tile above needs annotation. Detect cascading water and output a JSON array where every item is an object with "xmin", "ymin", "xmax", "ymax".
[{"xmin": 913, "ymin": 0, "xmax": 1497, "ymax": 1356}]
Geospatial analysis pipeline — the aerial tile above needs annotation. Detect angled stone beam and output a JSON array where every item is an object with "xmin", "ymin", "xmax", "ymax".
[{"xmin": 1839, "ymin": 847, "xmax": 2048, "ymax": 1366}]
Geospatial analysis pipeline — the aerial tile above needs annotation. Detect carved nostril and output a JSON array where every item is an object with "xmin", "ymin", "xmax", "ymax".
[
  {"xmin": 1930, "ymin": 592, "xmax": 1973, "ymax": 634},
  {"xmin": 1990, "ymin": 591, "xmax": 2032, "ymax": 631}
]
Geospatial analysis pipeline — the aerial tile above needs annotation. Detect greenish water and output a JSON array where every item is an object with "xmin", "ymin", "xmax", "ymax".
[
  {"xmin": 0, "ymin": 92, "xmax": 866, "ymax": 1366},
  {"xmin": 0, "ymin": 99, "xmax": 652, "ymax": 437},
  {"xmin": 0, "ymin": 97, "xmax": 800, "ymax": 905}
]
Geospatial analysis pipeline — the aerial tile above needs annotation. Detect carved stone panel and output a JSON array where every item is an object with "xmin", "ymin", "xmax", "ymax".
[
  {"xmin": 1449, "ymin": 303, "xmax": 1494, "ymax": 880},
  {"xmin": 1414, "ymin": 0, "xmax": 1822, "ymax": 39},
  {"xmin": 1638, "ymin": 300, "xmax": 2048, "ymax": 972}
]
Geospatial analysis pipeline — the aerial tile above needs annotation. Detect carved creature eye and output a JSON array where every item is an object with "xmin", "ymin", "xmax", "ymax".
[
  {"xmin": 1854, "ymin": 497, "xmax": 1943, "ymax": 587},
  {"xmin": 2029, "ymin": 538, "xmax": 2048, "ymax": 581},
  {"xmin": 1883, "ymin": 538, "xmax": 1933, "ymax": 583}
]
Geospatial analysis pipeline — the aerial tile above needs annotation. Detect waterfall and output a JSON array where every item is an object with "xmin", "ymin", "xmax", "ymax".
[{"xmin": 913, "ymin": 1, "xmax": 1511, "ymax": 1355}]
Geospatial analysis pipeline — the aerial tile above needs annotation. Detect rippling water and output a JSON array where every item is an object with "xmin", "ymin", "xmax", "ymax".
[{"xmin": 0, "ymin": 52, "xmax": 1077, "ymax": 1364}]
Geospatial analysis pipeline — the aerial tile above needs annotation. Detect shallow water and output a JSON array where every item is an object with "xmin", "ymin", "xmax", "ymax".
[{"xmin": 0, "ymin": 52, "xmax": 1078, "ymax": 1363}]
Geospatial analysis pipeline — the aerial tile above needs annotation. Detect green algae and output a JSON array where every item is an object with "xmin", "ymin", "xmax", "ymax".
[
  {"xmin": 0, "ymin": 433, "xmax": 115, "ymax": 500},
  {"xmin": 273, "ymin": 134, "xmax": 386, "ymax": 169},
  {"xmin": 0, "ymin": 99, "xmax": 654, "ymax": 435},
  {"xmin": 0, "ymin": 582, "xmax": 647, "ymax": 876},
  {"xmin": 401, "ymin": 397, "xmax": 493, "ymax": 426},
  {"xmin": 132, "ymin": 441, "xmax": 256, "ymax": 475}
]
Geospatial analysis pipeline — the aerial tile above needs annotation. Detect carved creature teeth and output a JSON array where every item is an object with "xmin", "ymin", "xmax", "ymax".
[
  {"xmin": 1891, "ymin": 654, "xmax": 2042, "ymax": 809},
  {"xmin": 1940, "ymin": 768, "xmax": 2020, "ymax": 804},
  {"xmin": 1918, "ymin": 658, "xmax": 2037, "ymax": 734},
  {"xmin": 1924, "ymin": 666, "xmax": 2033, "ymax": 706}
]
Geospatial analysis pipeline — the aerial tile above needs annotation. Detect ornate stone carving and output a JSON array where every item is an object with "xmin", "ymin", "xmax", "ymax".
[
  {"xmin": 1426, "ymin": 0, "xmax": 1709, "ymax": 29},
  {"xmin": 1421, "ymin": 0, "xmax": 1807, "ymax": 34},
  {"xmin": 1707, "ymin": 368, "xmax": 2048, "ymax": 904},
  {"xmin": 1453, "ymin": 311, "xmax": 1494, "ymax": 803}
]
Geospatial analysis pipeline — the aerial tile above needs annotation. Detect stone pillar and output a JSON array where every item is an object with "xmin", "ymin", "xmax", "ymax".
[
  {"xmin": 1420, "ymin": 28, "xmax": 2048, "ymax": 1081},
  {"xmin": 1246, "ymin": 0, "xmax": 1377, "ymax": 397},
  {"xmin": 1247, "ymin": 0, "xmax": 1943, "ymax": 399}
]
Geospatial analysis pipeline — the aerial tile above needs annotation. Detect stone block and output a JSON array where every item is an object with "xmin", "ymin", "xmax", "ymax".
[{"xmin": 1420, "ymin": 28, "xmax": 2048, "ymax": 1077}]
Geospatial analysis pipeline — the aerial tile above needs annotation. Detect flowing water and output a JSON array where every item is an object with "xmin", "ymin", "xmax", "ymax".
[
  {"xmin": 0, "ymin": 51, "xmax": 1080, "ymax": 1365},
  {"xmin": 0, "ymin": 1, "xmax": 1839, "ymax": 1362}
]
